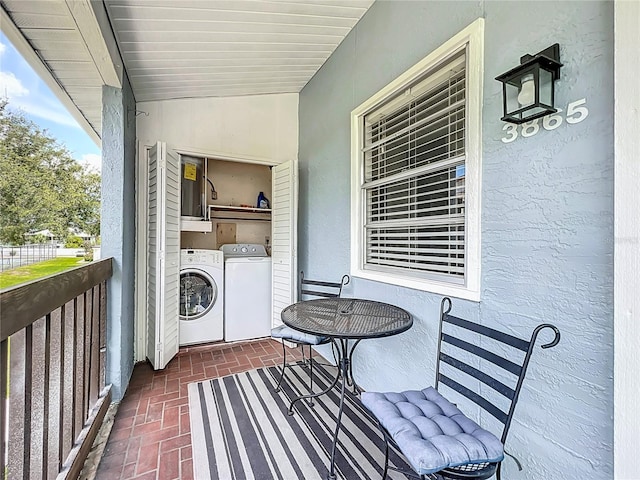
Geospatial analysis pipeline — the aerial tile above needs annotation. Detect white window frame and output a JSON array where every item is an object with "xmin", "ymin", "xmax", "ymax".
[{"xmin": 350, "ymin": 18, "xmax": 484, "ymax": 301}]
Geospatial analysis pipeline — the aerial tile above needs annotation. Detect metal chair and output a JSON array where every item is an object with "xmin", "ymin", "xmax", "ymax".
[
  {"xmin": 361, "ymin": 297, "xmax": 561, "ymax": 480},
  {"xmin": 271, "ymin": 271, "xmax": 350, "ymax": 398}
]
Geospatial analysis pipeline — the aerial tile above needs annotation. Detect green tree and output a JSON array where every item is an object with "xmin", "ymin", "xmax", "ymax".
[
  {"xmin": 0, "ymin": 99, "xmax": 101, "ymax": 245},
  {"xmin": 64, "ymin": 235, "xmax": 84, "ymax": 248},
  {"xmin": 31, "ymin": 233, "xmax": 49, "ymax": 244}
]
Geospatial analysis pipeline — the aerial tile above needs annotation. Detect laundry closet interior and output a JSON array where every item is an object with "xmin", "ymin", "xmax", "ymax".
[
  {"xmin": 144, "ymin": 144, "xmax": 296, "ymax": 370},
  {"xmin": 180, "ymin": 155, "xmax": 273, "ymax": 250},
  {"xmin": 179, "ymin": 152, "xmax": 274, "ymax": 342}
]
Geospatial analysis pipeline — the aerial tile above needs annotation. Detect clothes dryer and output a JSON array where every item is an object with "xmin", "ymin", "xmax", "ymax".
[
  {"xmin": 221, "ymin": 244, "xmax": 272, "ymax": 342},
  {"xmin": 179, "ymin": 249, "xmax": 224, "ymax": 345}
]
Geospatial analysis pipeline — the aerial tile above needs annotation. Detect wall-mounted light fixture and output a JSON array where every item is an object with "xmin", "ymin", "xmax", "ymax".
[{"xmin": 495, "ymin": 44, "xmax": 563, "ymax": 124}]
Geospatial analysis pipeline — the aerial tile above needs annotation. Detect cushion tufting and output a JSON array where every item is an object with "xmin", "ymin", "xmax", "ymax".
[
  {"xmin": 361, "ymin": 387, "xmax": 504, "ymax": 475},
  {"xmin": 271, "ymin": 325, "xmax": 328, "ymax": 345}
]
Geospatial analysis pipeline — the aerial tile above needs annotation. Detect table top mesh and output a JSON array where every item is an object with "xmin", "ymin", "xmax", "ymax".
[{"xmin": 281, "ymin": 298, "xmax": 412, "ymax": 339}]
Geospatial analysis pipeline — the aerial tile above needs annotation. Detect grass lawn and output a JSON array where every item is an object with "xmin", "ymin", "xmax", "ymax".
[{"xmin": 0, "ymin": 257, "xmax": 86, "ymax": 290}]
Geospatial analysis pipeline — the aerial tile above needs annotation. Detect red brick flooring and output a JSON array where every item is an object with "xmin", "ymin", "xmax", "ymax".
[{"xmin": 95, "ymin": 338, "xmax": 301, "ymax": 480}]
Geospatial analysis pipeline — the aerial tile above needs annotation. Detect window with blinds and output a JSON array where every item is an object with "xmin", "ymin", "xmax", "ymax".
[{"xmin": 360, "ymin": 49, "xmax": 468, "ymax": 284}]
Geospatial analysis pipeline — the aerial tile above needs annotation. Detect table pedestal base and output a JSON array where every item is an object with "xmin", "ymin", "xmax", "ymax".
[{"xmin": 288, "ymin": 338, "xmax": 361, "ymax": 480}]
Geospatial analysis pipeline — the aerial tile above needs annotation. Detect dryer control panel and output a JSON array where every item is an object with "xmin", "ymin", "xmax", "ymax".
[{"xmin": 220, "ymin": 244, "xmax": 268, "ymax": 258}]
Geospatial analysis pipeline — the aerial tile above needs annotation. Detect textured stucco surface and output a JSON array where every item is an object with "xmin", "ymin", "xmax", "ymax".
[
  {"xmin": 101, "ymin": 79, "xmax": 137, "ymax": 401},
  {"xmin": 298, "ymin": 1, "xmax": 613, "ymax": 479}
]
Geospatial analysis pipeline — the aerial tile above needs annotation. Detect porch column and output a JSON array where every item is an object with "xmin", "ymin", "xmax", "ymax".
[
  {"xmin": 101, "ymin": 80, "xmax": 136, "ymax": 400},
  {"xmin": 614, "ymin": 0, "xmax": 640, "ymax": 477}
]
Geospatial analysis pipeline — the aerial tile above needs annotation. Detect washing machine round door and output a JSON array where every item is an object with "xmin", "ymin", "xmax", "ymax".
[{"xmin": 179, "ymin": 268, "xmax": 217, "ymax": 320}]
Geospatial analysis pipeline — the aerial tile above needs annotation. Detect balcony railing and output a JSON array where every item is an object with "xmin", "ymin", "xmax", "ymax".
[{"xmin": 0, "ymin": 258, "xmax": 113, "ymax": 480}]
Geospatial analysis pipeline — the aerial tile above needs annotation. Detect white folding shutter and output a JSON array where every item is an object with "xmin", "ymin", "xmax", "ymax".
[
  {"xmin": 147, "ymin": 141, "xmax": 180, "ymax": 370},
  {"xmin": 271, "ymin": 160, "xmax": 298, "ymax": 328},
  {"xmin": 146, "ymin": 144, "xmax": 160, "ymax": 367},
  {"xmin": 162, "ymin": 147, "xmax": 181, "ymax": 366}
]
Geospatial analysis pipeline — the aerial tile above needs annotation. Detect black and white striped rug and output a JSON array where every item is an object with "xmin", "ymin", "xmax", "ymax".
[{"xmin": 188, "ymin": 362, "xmax": 410, "ymax": 480}]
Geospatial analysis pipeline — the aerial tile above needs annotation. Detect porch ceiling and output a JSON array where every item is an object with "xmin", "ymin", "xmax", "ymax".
[
  {"xmin": 0, "ymin": 0, "xmax": 374, "ymax": 144},
  {"xmin": 104, "ymin": 0, "xmax": 375, "ymax": 102}
]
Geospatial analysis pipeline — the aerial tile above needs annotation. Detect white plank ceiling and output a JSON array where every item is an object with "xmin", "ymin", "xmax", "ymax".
[
  {"xmin": 1, "ymin": 0, "xmax": 374, "ymax": 139},
  {"xmin": 104, "ymin": 0, "xmax": 375, "ymax": 102}
]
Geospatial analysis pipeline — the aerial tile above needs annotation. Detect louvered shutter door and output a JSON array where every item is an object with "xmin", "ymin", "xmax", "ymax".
[
  {"xmin": 147, "ymin": 144, "xmax": 159, "ymax": 366},
  {"xmin": 147, "ymin": 142, "xmax": 180, "ymax": 370},
  {"xmin": 271, "ymin": 160, "xmax": 298, "ymax": 328},
  {"xmin": 161, "ymin": 147, "xmax": 181, "ymax": 368}
]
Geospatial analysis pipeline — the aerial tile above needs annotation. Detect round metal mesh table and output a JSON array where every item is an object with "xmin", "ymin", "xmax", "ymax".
[
  {"xmin": 281, "ymin": 297, "xmax": 412, "ymax": 339},
  {"xmin": 282, "ymin": 297, "xmax": 412, "ymax": 479}
]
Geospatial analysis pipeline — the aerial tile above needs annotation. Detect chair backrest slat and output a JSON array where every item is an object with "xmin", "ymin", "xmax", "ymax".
[
  {"xmin": 440, "ymin": 353, "xmax": 515, "ymax": 400},
  {"xmin": 300, "ymin": 289, "xmax": 340, "ymax": 298},
  {"xmin": 439, "ymin": 374, "xmax": 509, "ymax": 424},
  {"xmin": 302, "ymin": 279, "xmax": 342, "ymax": 288},
  {"xmin": 435, "ymin": 297, "xmax": 561, "ymax": 444},
  {"xmin": 442, "ymin": 333, "xmax": 523, "ymax": 377},
  {"xmin": 444, "ymin": 314, "xmax": 530, "ymax": 352},
  {"xmin": 299, "ymin": 271, "xmax": 350, "ymax": 300}
]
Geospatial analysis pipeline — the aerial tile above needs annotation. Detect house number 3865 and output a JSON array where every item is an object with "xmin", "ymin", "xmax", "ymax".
[{"xmin": 501, "ymin": 98, "xmax": 589, "ymax": 143}]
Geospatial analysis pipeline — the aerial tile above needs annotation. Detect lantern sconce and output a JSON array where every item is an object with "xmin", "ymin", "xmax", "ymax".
[{"xmin": 495, "ymin": 44, "xmax": 563, "ymax": 124}]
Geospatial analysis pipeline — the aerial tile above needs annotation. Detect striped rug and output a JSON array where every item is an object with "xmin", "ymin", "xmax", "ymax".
[{"xmin": 188, "ymin": 362, "xmax": 411, "ymax": 480}]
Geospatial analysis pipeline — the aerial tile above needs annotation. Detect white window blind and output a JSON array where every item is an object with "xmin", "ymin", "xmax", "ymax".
[{"xmin": 360, "ymin": 49, "xmax": 468, "ymax": 284}]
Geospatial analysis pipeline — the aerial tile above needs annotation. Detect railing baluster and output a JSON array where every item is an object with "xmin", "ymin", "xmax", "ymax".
[
  {"xmin": 89, "ymin": 286, "xmax": 98, "ymax": 406},
  {"xmin": 42, "ymin": 314, "xmax": 51, "ymax": 479},
  {"xmin": 99, "ymin": 281, "xmax": 107, "ymax": 389},
  {"xmin": 61, "ymin": 300, "xmax": 74, "ymax": 468},
  {"xmin": 0, "ymin": 338, "xmax": 7, "ymax": 479},
  {"xmin": 71, "ymin": 295, "xmax": 79, "ymax": 443},
  {"xmin": 30, "ymin": 318, "xmax": 46, "ymax": 479},
  {"xmin": 79, "ymin": 292, "xmax": 86, "ymax": 436},
  {"xmin": 58, "ymin": 303, "xmax": 66, "ymax": 473},
  {"xmin": 93, "ymin": 285, "xmax": 100, "ymax": 401},
  {"xmin": 23, "ymin": 324, "xmax": 33, "ymax": 479},
  {"xmin": 83, "ymin": 291, "xmax": 90, "ymax": 421},
  {"xmin": 7, "ymin": 330, "xmax": 25, "ymax": 479}
]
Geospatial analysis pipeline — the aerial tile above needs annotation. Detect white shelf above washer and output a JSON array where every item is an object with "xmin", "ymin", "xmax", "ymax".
[
  {"xmin": 208, "ymin": 205, "xmax": 271, "ymax": 221},
  {"xmin": 180, "ymin": 218, "xmax": 212, "ymax": 232}
]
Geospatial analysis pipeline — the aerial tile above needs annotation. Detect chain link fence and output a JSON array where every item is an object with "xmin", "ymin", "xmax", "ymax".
[{"xmin": 0, "ymin": 243, "xmax": 57, "ymax": 272}]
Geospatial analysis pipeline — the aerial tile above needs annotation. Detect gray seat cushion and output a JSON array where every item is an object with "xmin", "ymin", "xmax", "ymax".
[
  {"xmin": 361, "ymin": 387, "xmax": 504, "ymax": 475},
  {"xmin": 271, "ymin": 325, "xmax": 328, "ymax": 345}
]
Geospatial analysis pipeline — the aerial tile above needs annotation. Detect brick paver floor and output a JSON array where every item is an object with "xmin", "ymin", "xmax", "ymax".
[{"xmin": 95, "ymin": 338, "xmax": 302, "ymax": 480}]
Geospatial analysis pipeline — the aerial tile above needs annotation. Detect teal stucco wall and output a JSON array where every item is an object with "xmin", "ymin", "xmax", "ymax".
[
  {"xmin": 102, "ymin": 75, "xmax": 137, "ymax": 401},
  {"xmin": 298, "ymin": 1, "xmax": 613, "ymax": 478}
]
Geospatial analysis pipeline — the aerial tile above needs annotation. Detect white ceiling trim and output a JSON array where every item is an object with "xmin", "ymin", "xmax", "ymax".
[
  {"xmin": 0, "ymin": 4, "xmax": 101, "ymax": 146},
  {"xmin": 64, "ymin": 0, "xmax": 123, "ymax": 88}
]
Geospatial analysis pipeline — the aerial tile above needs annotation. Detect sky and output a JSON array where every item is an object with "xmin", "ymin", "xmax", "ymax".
[{"xmin": 0, "ymin": 32, "xmax": 101, "ymax": 172}]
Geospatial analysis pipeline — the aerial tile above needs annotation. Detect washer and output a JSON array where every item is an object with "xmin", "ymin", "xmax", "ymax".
[
  {"xmin": 221, "ymin": 244, "xmax": 272, "ymax": 342},
  {"xmin": 179, "ymin": 249, "xmax": 224, "ymax": 346}
]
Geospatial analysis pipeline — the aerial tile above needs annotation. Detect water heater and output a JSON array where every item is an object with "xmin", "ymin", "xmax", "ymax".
[{"xmin": 181, "ymin": 155, "xmax": 204, "ymax": 219}]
